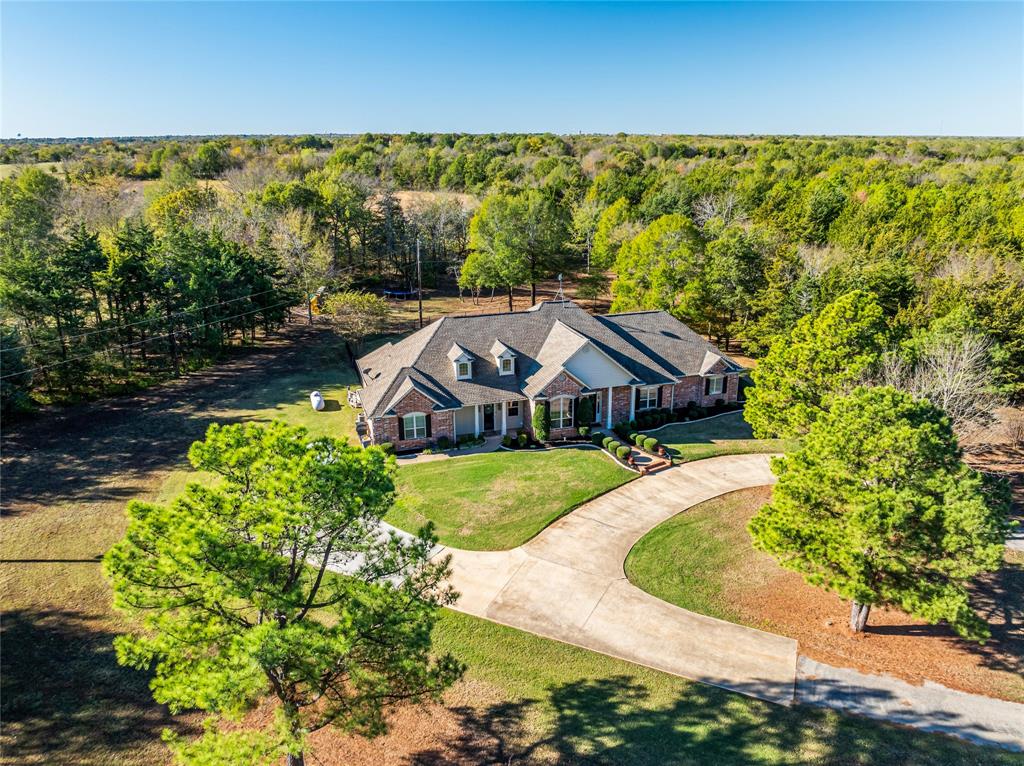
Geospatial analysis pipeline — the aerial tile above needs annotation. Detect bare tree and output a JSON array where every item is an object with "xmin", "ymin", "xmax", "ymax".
[
  {"xmin": 878, "ymin": 333, "xmax": 1005, "ymax": 452},
  {"xmin": 691, "ymin": 192, "xmax": 747, "ymax": 229}
]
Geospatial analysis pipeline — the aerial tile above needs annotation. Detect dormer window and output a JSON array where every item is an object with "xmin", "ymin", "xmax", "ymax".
[
  {"xmin": 490, "ymin": 339, "xmax": 517, "ymax": 376},
  {"xmin": 447, "ymin": 343, "xmax": 474, "ymax": 381}
]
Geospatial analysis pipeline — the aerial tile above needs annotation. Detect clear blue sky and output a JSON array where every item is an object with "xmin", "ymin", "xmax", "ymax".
[{"xmin": 2, "ymin": 1, "xmax": 1021, "ymax": 138}]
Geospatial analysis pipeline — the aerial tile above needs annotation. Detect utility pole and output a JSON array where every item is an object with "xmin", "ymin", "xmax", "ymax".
[{"xmin": 416, "ymin": 237, "xmax": 424, "ymax": 329}]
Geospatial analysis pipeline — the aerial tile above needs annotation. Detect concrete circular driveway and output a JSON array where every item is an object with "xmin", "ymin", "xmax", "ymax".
[{"xmin": 443, "ymin": 453, "xmax": 800, "ymax": 704}]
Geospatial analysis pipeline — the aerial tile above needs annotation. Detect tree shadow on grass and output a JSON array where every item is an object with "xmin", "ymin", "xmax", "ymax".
[
  {"xmin": 408, "ymin": 675, "xmax": 1005, "ymax": 766},
  {"xmin": 0, "ymin": 608, "xmax": 196, "ymax": 764},
  {"xmin": 0, "ymin": 323, "xmax": 340, "ymax": 516}
]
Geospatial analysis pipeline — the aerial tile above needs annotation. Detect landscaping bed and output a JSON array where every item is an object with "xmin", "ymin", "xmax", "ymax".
[
  {"xmin": 388, "ymin": 449, "xmax": 634, "ymax": 550},
  {"xmin": 625, "ymin": 487, "xmax": 1024, "ymax": 704}
]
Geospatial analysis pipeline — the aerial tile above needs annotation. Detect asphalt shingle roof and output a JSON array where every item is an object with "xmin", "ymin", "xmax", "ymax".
[{"xmin": 356, "ymin": 301, "xmax": 738, "ymax": 419}]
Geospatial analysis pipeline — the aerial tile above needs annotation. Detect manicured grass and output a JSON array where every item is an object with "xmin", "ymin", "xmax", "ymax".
[
  {"xmin": 625, "ymin": 487, "xmax": 774, "ymax": 624},
  {"xmin": 655, "ymin": 412, "xmax": 800, "ymax": 463},
  {"xmin": 387, "ymin": 449, "xmax": 633, "ymax": 550},
  {"xmin": 428, "ymin": 609, "xmax": 1020, "ymax": 765}
]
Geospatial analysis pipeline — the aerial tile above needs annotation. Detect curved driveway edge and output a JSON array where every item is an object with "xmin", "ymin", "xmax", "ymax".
[{"xmin": 446, "ymin": 453, "xmax": 800, "ymax": 705}]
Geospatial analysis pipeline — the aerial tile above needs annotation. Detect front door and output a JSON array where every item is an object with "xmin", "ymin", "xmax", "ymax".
[
  {"xmin": 594, "ymin": 393, "xmax": 602, "ymax": 424},
  {"xmin": 483, "ymin": 403, "xmax": 495, "ymax": 432}
]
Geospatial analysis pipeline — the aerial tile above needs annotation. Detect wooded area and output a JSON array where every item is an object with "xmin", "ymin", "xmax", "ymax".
[{"xmin": 2, "ymin": 133, "xmax": 1022, "ymax": 411}]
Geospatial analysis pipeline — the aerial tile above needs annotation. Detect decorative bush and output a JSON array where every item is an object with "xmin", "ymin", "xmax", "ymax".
[
  {"xmin": 578, "ymin": 426, "xmax": 590, "ymax": 438},
  {"xmin": 686, "ymin": 400, "xmax": 697, "ymax": 409},
  {"xmin": 436, "ymin": 435, "xmax": 452, "ymax": 450},
  {"xmin": 607, "ymin": 440, "xmax": 621, "ymax": 453},
  {"xmin": 694, "ymin": 406, "xmax": 707, "ymax": 418},
  {"xmin": 592, "ymin": 432, "xmax": 605, "ymax": 446},
  {"xmin": 613, "ymin": 422, "xmax": 630, "ymax": 439},
  {"xmin": 629, "ymin": 419, "xmax": 638, "ymax": 430},
  {"xmin": 643, "ymin": 437, "xmax": 658, "ymax": 452},
  {"xmin": 501, "ymin": 434, "xmax": 513, "ymax": 448},
  {"xmin": 379, "ymin": 442, "xmax": 395, "ymax": 456},
  {"xmin": 576, "ymin": 396, "xmax": 594, "ymax": 427},
  {"xmin": 615, "ymin": 445, "xmax": 632, "ymax": 461},
  {"xmin": 532, "ymin": 401, "xmax": 550, "ymax": 442},
  {"xmin": 602, "ymin": 436, "xmax": 615, "ymax": 449},
  {"xmin": 517, "ymin": 432, "xmax": 529, "ymax": 448},
  {"xmin": 633, "ymin": 432, "xmax": 646, "ymax": 446},
  {"xmin": 714, "ymin": 398, "xmax": 725, "ymax": 409}
]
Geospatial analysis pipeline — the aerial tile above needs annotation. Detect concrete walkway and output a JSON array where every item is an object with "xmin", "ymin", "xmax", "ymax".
[{"xmin": 393, "ymin": 435, "xmax": 502, "ymax": 465}]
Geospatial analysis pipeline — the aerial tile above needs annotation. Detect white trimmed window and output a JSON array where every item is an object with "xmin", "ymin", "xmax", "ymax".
[
  {"xmin": 551, "ymin": 397, "xmax": 573, "ymax": 429},
  {"xmin": 500, "ymin": 357, "xmax": 514, "ymax": 375},
  {"xmin": 402, "ymin": 412, "xmax": 427, "ymax": 440},
  {"xmin": 507, "ymin": 401, "xmax": 520, "ymax": 417},
  {"xmin": 638, "ymin": 386, "xmax": 658, "ymax": 411},
  {"xmin": 456, "ymin": 361, "xmax": 472, "ymax": 380},
  {"xmin": 706, "ymin": 376, "xmax": 724, "ymax": 396}
]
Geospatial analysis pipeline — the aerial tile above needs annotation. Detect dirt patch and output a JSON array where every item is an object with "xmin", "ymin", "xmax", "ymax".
[{"xmin": 728, "ymin": 499, "xmax": 1024, "ymax": 703}]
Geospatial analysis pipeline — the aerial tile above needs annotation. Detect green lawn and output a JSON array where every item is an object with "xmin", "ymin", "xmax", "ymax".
[
  {"xmin": 387, "ymin": 449, "xmax": 634, "ymax": 550},
  {"xmin": 625, "ymin": 487, "xmax": 773, "ymax": 624},
  {"xmin": 654, "ymin": 412, "xmax": 800, "ymax": 463},
  {"xmin": 429, "ymin": 609, "xmax": 1019, "ymax": 765}
]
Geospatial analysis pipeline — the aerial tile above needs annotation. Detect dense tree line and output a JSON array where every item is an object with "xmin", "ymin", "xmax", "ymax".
[{"xmin": 3, "ymin": 133, "xmax": 1023, "ymax": 410}]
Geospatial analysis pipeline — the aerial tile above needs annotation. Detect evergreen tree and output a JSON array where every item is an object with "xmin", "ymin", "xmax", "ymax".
[{"xmin": 749, "ymin": 386, "xmax": 1010, "ymax": 638}]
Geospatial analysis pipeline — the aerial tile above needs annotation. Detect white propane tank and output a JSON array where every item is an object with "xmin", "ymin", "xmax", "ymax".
[{"xmin": 310, "ymin": 391, "xmax": 325, "ymax": 411}]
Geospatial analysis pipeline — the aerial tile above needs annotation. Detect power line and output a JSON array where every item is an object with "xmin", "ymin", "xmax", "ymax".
[
  {"xmin": 0, "ymin": 298, "xmax": 297, "ymax": 381},
  {"xmin": 0, "ymin": 287, "xmax": 285, "ymax": 354}
]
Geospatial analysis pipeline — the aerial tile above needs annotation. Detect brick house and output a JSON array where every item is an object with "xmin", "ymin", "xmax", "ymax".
[{"xmin": 355, "ymin": 300, "xmax": 742, "ymax": 451}]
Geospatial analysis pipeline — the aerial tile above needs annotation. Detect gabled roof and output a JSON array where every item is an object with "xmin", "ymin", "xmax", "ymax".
[
  {"xmin": 355, "ymin": 301, "xmax": 738, "ymax": 419},
  {"xmin": 489, "ymin": 339, "xmax": 516, "ymax": 358},
  {"xmin": 381, "ymin": 376, "xmax": 448, "ymax": 415},
  {"xmin": 447, "ymin": 342, "xmax": 474, "ymax": 362}
]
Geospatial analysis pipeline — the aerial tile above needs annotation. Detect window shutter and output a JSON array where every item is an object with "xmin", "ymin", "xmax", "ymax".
[
  {"xmin": 723, "ymin": 376, "xmax": 730, "ymax": 396},
  {"xmin": 397, "ymin": 416, "xmax": 405, "ymax": 440},
  {"xmin": 634, "ymin": 387, "xmax": 641, "ymax": 410},
  {"xmin": 656, "ymin": 387, "xmax": 663, "ymax": 407},
  {"xmin": 704, "ymin": 378, "xmax": 711, "ymax": 396},
  {"xmin": 426, "ymin": 414, "xmax": 432, "ymax": 437},
  {"xmin": 572, "ymin": 399, "xmax": 578, "ymax": 427}
]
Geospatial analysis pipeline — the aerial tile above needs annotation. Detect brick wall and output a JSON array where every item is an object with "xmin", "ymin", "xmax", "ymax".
[
  {"xmin": 540, "ymin": 372, "xmax": 584, "ymax": 399},
  {"xmin": 672, "ymin": 371, "xmax": 739, "ymax": 409},
  {"xmin": 611, "ymin": 385, "xmax": 632, "ymax": 425},
  {"xmin": 370, "ymin": 389, "xmax": 454, "ymax": 451}
]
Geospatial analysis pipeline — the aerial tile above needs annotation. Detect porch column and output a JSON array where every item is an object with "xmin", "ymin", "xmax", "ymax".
[
  {"xmin": 475, "ymin": 404, "xmax": 481, "ymax": 436},
  {"xmin": 501, "ymin": 401, "xmax": 507, "ymax": 435},
  {"xmin": 606, "ymin": 387, "xmax": 613, "ymax": 429},
  {"xmin": 670, "ymin": 383, "xmax": 675, "ymax": 412},
  {"xmin": 629, "ymin": 385, "xmax": 636, "ymax": 422}
]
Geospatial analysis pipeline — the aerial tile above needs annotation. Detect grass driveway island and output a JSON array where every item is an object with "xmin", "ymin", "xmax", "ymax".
[
  {"xmin": 387, "ymin": 448, "xmax": 633, "ymax": 550},
  {"xmin": 655, "ymin": 412, "xmax": 800, "ymax": 464}
]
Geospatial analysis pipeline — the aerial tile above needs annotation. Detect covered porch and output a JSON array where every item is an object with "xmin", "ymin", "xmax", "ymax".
[{"xmin": 453, "ymin": 399, "xmax": 527, "ymax": 438}]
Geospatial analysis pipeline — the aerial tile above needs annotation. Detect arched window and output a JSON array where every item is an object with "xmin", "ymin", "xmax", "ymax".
[{"xmin": 401, "ymin": 412, "xmax": 428, "ymax": 440}]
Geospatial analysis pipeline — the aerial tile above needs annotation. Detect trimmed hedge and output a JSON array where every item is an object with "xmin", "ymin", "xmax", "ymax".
[
  {"xmin": 592, "ymin": 432, "xmax": 606, "ymax": 446},
  {"xmin": 602, "ymin": 436, "xmax": 615, "ymax": 450},
  {"xmin": 379, "ymin": 442, "xmax": 395, "ymax": 456},
  {"xmin": 643, "ymin": 436, "xmax": 659, "ymax": 452},
  {"xmin": 615, "ymin": 445, "xmax": 632, "ymax": 461}
]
